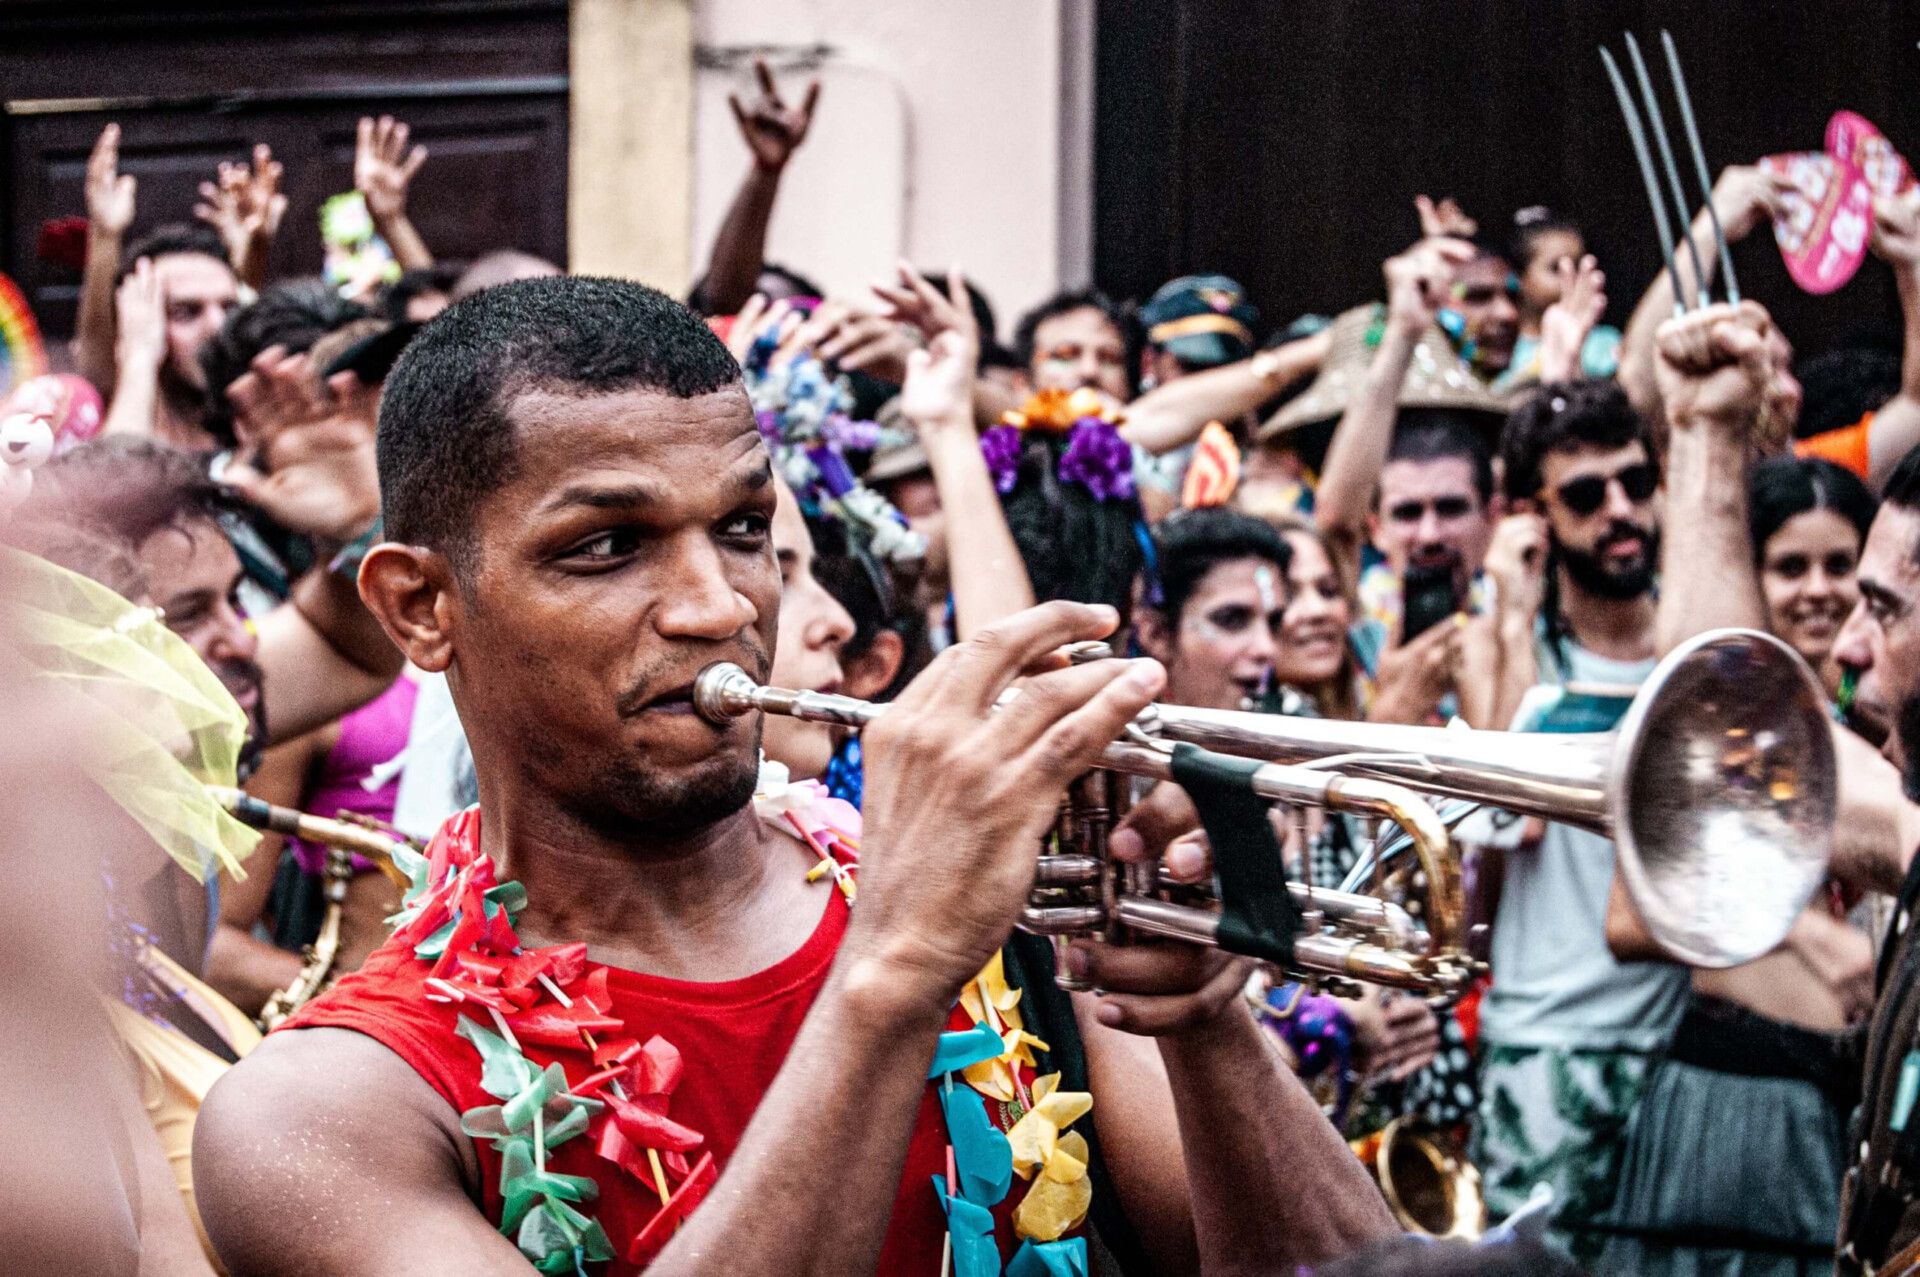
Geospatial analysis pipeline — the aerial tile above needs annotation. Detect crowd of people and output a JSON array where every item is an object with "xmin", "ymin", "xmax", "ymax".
[{"xmin": 12, "ymin": 59, "xmax": 1920, "ymax": 1277}]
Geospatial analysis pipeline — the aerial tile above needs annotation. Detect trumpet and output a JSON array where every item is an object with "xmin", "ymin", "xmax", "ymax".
[
  {"xmin": 697, "ymin": 653, "xmax": 1476, "ymax": 998},
  {"xmin": 695, "ymin": 627, "xmax": 1836, "ymax": 989},
  {"xmin": 207, "ymin": 786, "xmax": 412, "ymax": 1029}
]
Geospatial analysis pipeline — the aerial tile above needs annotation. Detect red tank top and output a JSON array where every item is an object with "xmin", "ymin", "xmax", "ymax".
[{"xmin": 282, "ymin": 805, "xmax": 1065, "ymax": 1274}]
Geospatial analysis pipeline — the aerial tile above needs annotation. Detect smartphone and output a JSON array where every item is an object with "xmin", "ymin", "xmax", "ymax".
[{"xmin": 1401, "ymin": 563, "xmax": 1460, "ymax": 642}]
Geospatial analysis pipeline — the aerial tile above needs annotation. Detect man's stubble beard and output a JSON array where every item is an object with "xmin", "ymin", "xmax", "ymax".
[
  {"xmin": 1557, "ymin": 521, "xmax": 1661, "ymax": 601},
  {"xmin": 563, "ymin": 719, "xmax": 764, "ymax": 842}
]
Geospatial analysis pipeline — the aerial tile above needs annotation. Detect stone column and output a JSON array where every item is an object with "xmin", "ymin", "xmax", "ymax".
[{"xmin": 569, "ymin": 0, "xmax": 692, "ymax": 289}]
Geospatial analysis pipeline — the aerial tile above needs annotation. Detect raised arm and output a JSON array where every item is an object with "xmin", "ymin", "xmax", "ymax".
[
  {"xmin": 100, "ymin": 258, "xmax": 165, "ymax": 438},
  {"xmin": 696, "ymin": 61, "xmax": 820, "ymax": 315},
  {"xmin": 877, "ymin": 262, "xmax": 1035, "ymax": 637},
  {"xmin": 195, "ymin": 144, "xmax": 287, "ymax": 292},
  {"xmin": 1314, "ymin": 236, "xmax": 1472, "ymax": 592},
  {"xmin": 222, "ymin": 351, "xmax": 401, "ymax": 741},
  {"xmin": 355, "ymin": 116, "xmax": 433, "ymax": 272},
  {"xmin": 1120, "ymin": 330, "xmax": 1329, "ymax": 456},
  {"xmin": 1847, "ymin": 189, "xmax": 1920, "ymax": 489},
  {"xmin": 1618, "ymin": 165, "xmax": 1790, "ymax": 426},
  {"xmin": 76, "ymin": 123, "xmax": 136, "ymax": 397},
  {"xmin": 1650, "ymin": 300, "xmax": 1776, "ymax": 654}
]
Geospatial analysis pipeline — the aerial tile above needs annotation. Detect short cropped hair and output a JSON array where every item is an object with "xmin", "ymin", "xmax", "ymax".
[
  {"xmin": 1149, "ymin": 507, "xmax": 1291, "ymax": 624},
  {"xmin": 1501, "ymin": 378, "xmax": 1651, "ymax": 503},
  {"xmin": 376, "ymin": 276, "xmax": 743, "ymax": 565},
  {"xmin": 1384, "ymin": 408, "xmax": 1496, "ymax": 505}
]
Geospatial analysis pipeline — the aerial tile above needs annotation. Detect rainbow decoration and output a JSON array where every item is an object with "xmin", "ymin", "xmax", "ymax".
[{"xmin": 0, "ymin": 272, "xmax": 50, "ymax": 400}]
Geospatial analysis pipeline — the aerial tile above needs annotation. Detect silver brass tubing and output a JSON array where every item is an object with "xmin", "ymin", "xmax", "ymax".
[
  {"xmin": 1662, "ymin": 30, "xmax": 1739, "ymax": 304},
  {"xmin": 1111, "ymin": 899, "xmax": 1450, "ymax": 994},
  {"xmin": 1142, "ymin": 705, "xmax": 1614, "ymax": 830},
  {"xmin": 693, "ymin": 663, "xmax": 883, "ymax": 729},
  {"xmin": 1624, "ymin": 32, "xmax": 1710, "ymax": 303},
  {"xmin": 1035, "ymin": 855, "xmax": 1106, "ymax": 886},
  {"xmin": 1022, "ymin": 904, "xmax": 1109, "ymax": 934},
  {"xmin": 207, "ymin": 785, "xmax": 408, "ymax": 890},
  {"xmin": 1600, "ymin": 45, "xmax": 1688, "ymax": 314}
]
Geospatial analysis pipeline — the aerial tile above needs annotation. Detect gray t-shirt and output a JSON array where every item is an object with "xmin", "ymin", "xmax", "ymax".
[{"xmin": 1478, "ymin": 640, "xmax": 1689, "ymax": 1052}]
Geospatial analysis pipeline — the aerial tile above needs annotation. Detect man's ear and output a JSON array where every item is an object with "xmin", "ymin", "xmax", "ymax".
[
  {"xmin": 1134, "ymin": 608, "xmax": 1177, "ymax": 665},
  {"xmin": 357, "ymin": 543, "xmax": 458, "ymax": 673},
  {"xmin": 1509, "ymin": 495, "xmax": 1541, "ymax": 516},
  {"xmin": 1487, "ymin": 491, "xmax": 1509, "ymax": 520}
]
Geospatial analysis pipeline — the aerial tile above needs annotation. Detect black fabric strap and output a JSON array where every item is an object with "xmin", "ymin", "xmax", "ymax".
[{"xmin": 1167, "ymin": 742, "xmax": 1302, "ymax": 965}]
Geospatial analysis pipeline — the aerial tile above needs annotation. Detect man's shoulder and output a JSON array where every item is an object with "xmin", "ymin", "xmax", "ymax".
[{"xmin": 195, "ymin": 1027, "xmax": 493, "ymax": 1274}]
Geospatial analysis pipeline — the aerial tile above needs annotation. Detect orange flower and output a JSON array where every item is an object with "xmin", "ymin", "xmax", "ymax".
[{"xmin": 1000, "ymin": 387, "xmax": 1121, "ymax": 433}]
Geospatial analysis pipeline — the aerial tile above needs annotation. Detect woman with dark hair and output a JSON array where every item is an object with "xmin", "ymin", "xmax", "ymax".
[
  {"xmin": 1131, "ymin": 507, "xmax": 1289, "ymax": 711},
  {"xmin": 1747, "ymin": 455, "xmax": 1879, "ymax": 706},
  {"xmin": 989, "ymin": 390, "xmax": 1147, "ymax": 618}
]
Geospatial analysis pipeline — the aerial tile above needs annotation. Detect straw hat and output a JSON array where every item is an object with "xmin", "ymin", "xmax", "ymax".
[{"xmin": 1259, "ymin": 302, "xmax": 1505, "ymax": 440}]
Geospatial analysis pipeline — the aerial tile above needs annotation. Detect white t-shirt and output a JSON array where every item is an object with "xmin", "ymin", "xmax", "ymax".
[{"xmin": 1477, "ymin": 640, "xmax": 1689, "ymax": 1052}]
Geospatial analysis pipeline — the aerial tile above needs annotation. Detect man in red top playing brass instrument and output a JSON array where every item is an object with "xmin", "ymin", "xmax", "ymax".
[{"xmin": 193, "ymin": 277, "xmax": 1393, "ymax": 1275}]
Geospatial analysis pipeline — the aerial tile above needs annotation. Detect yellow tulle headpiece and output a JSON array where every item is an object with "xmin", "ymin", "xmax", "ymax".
[{"xmin": 0, "ymin": 546, "xmax": 257, "ymax": 882}]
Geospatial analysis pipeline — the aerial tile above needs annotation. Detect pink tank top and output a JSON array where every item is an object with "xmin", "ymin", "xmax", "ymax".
[{"xmin": 289, "ymin": 675, "xmax": 419, "ymax": 876}]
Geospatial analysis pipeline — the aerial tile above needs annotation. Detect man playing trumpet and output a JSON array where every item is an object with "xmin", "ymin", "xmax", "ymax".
[{"xmin": 192, "ymin": 277, "xmax": 1396, "ymax": 1275}]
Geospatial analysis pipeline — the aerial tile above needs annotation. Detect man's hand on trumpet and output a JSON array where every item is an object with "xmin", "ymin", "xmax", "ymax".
[{"xmin": 1076, "ymin": 782, "xmax": 1254, "ymax": 1036}]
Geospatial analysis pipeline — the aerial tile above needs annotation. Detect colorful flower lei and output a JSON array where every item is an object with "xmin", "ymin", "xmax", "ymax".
[
  {"xmin": 742, "ymin": 331, "xmax": 926, "ymax": 569},
  {"xmin": 982, "ymin": 388, "xmax": 1135, "ymax": 504},
  {"xmin": 403, "ymin": 757, "xmax": 1091, "ymax": 1272}
]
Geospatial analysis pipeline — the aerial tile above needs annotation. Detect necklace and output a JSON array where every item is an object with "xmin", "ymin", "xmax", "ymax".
[{"xmin": 390, "ymin": 760, "xmax": 1093, "ymax": 1274}]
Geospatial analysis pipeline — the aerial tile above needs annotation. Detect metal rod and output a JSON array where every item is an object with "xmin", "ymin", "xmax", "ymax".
[
  {"xmin": 1661, "ymin": 29, "xmax": 1740, "ymax": 304},
  {"xmin": 1624, "ymin": 33, "xmax": 1711, "ymax": 306},
  {"xmin": 207, "ymin": 785, "xmax": 409, "ymax": 890},
  {"xmin": 1600, "ymin": 45, "xmax": 1689, "ymax": 315}
]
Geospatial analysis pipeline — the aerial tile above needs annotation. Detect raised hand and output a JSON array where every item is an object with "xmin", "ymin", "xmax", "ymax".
[
  {"xmin": 222, "ymin": 347, "xmax": 381, "ymax": 545},
  {"xmin": 86, "ymin": 123, "xmax": 137, "ymax": 239},
  {"xmin": 113, "ymin": 257, "xmax": 167, "ymax": 375},
  {"xmin": 728, "ymin": 58, "xmax": 821, "ymax": 173},
  {"xmin": 196, "ymin": 144, "xmax": 287, "ymax": 289},
  {"xmin": 1414, "ymin": 194, "xmax": 1478, "ymax": 240},
  {"xmin": 850, "ymin": 603, "xmax": 1164, "ymax": 1002},
  {"xmin": 1654, "ymin": 299, "xmax": 1776, "ymax": 437},
  {"xmin": 879, "ymin": 263, "xmax": 980, "ymax": 419},
  {"xmin": 1537, "ymin": 253, "xmax": 1607, "ymax": 382},
  {"xmin": 1481, "ymin": 512, "xmax": 1550, "ymax": 624},
  {"xmin": 354, "ymin": 115, "xmax": 428, "ymax": 225},
  {"xmin": 1383, "ymin": 237, "xmax": 1475, "ymax": 335},
  {"xmin": 1871, "ymin": 187, "xmax": 1920, "ymax": 272},
  {"xmin": 1708, "ymin": 164, "xmax": 1793, "ymax": 243},
  {"xmin": 786, "ymin": 299, "xmax": 918, "ymax": 386}
]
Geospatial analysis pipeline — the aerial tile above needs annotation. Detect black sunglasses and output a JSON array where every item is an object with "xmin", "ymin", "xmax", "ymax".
[
  {"xmin": 1551, "ymin": 463, "xmax": 1658, "ymax": 517},
  {"xmin": 1385, "ymin": 496, "xmax": 1476, "ymax": 524}
]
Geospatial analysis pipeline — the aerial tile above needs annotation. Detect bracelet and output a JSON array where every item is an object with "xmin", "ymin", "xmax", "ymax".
[{"xmin": 328, "ymin": 515, "xmax": 383, "ymax": 577}]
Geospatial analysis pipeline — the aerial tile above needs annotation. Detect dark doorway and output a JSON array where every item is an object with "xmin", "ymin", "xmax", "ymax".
[
  {"xmin": 1, "ymin": 1, "xmax": 570, "ymax": 339},
  {"xmin": 1093, "ymin": 0, "xmax": 1920, "ymax": 359}
]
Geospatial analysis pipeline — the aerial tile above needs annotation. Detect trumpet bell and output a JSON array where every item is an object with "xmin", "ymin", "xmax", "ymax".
[
  {"xmin": 1146, "ymin": 628, "xmax": 1835, "ymax": 969},
  {"xmin": 1610, "ymin": 628, "xmax": 1835, "ymax": 969}
]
